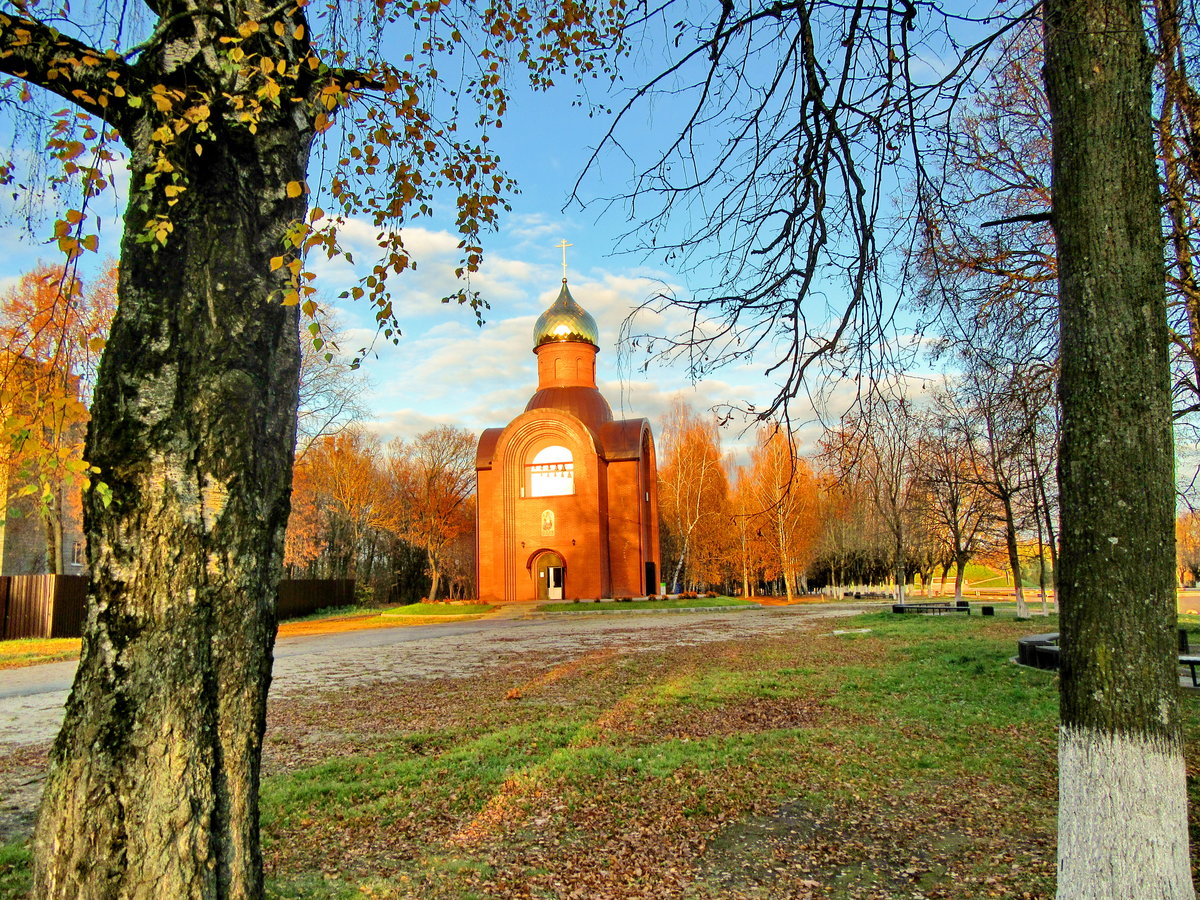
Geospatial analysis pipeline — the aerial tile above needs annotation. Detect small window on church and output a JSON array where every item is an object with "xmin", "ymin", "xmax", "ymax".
[{"xmin": 528, "ymin": 445, "xmax": 575, "ymax": 497}]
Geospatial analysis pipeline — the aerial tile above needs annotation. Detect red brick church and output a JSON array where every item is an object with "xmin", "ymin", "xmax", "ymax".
[{"xmin": 475, "ymin": 278, "xmax": 661, "ymax": 602}]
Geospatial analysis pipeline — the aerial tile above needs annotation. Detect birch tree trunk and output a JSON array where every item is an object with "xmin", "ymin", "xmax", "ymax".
[
  {"xmin": 1045, "ymin": 0, "xmax": 1195, "ymax": 895},
  {"xmin": 28, "ymin": 6, "xmax": 314, "ymax": 893}
]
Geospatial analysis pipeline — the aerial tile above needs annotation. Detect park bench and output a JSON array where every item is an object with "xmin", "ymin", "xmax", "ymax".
[
  {"xmin": 1180, "ymin": 656, "xmax": 1200, "ymax": 687},
  {"xmin": 1016, "ymin": 633, "xmax": 1059, "ymax": 668},
  {"xmin": 892, "ymin": 602, "xmax": 971, "ymax": 615},
  {"xmin": 1015, "ymin": 631, "xmax": 1200, "ymax": 683}
]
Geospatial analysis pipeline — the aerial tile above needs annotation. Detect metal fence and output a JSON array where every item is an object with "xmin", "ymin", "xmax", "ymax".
[{"xmin": 0, "ymin": 576, "xmax": 355, "ymax": 640}]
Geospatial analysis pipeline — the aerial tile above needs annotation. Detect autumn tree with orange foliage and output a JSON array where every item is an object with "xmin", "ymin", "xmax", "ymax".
[
  {"xmin": 740, "ymin": 427, "xmax": 820, "ymax": 602},
  {"xmin": 292, "ymin": 427, "xmax": 385, "ymax": 579},
  {"xmin": 657, "ymin": 401, "xmax": 729, "ymax": 592},
  {"xmin": 382, "ymin": 426, "xmax": 476, "ymax": 603},
  {"xmin": 1178, "ymin": 511, "xmax": 1200, "ymax": 586},
  {"xmin": 439, "ymin": 494, "xmax": 478, "ymax": 601},
  {"xmin": 728, "ymin": 466, "xmax": 771, "ymax": 597},
  {"xmin": 0, "ymin": 261, "xmax": 115, "ymax": 573},
  {"xmin": 282, "ymin": 452, "xmax": 324, "ymax": 574}
]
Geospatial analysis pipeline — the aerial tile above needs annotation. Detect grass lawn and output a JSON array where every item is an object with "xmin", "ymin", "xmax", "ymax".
[
  {"xmin": 256, "ymin": 611, "xmax": 1065, "ymax": 898},
  {"xmin": 281, "ymin": 604, "xmax": 378, "ymax": 623},
  {"xmin": 0, "ymin": 638, "xmax": 81, "ymax": 671},
  {"xmin": 382, "ymin": 602, "xmax": 493, "ymax": 616},
  {"xmin": 7, "ymin": 612, "xmax": 1200, "ymax": 898},
  {"xmin": 541, "ymin": 596, "xmax": 756, "ymax": 612}
]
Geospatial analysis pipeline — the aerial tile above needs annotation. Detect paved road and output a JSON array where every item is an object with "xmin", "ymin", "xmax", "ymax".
[{"xmin": 0, "ymin": 603, "xmax": 870, "ymax": 749}]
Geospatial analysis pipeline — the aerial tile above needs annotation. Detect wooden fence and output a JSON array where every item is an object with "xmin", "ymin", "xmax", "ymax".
[
  {"xmin": 0, "ymin": 576, "xmax": 355, "ymax": 640},
  {"xmin": 276, "ymin": 578, "xmax": 356, "ymax": 620}
]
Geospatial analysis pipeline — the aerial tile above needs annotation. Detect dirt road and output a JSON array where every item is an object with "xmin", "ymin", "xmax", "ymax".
[{"xmin": 0, "ymin": 602, "xmax": 871, "ymax": 841}]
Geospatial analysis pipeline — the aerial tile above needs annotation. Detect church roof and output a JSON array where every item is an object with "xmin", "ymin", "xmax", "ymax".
[
  {"xmin": 525, "ymin": 386, "xmax": 613, "ymax": 434},
  {"xmin": 533, "ymin": 281, "xmax": 599, "ymax": 349}
]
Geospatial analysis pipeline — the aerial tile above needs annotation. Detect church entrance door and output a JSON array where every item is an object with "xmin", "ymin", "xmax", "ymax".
[
  {"xmin": 547, "ymin": 567, "xmax": 564, "ymax": 600},
  {"xmin": 535, "ymin": 551, "xmax": 565, "ymax": 601}
]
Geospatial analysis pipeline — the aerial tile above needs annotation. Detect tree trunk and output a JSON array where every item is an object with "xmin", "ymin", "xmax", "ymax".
[
  {"xmin": 1001, "ymin": 494, "xmax": 1027, "ymax": 617},
  {"xmin": 0, "ymin": 460, "xmax": 8, "ymax": 574},
  {"xmin": 1038, "ymin": 471, "xmax": 1060, "ymax": 611},
  {"xmin": 953, "ymin": 553, "xmax": 968, "ymax": 604},
  {"xmin": 671, "ymin": 536, "xmax": 688, "ymax": 594},
  {"xmin": 428, "ymin": 551, "xmax": 441, "ymax": 602},
  {"xmin": 43, "ymin": 490, "xmax": 63, "ymax": 575},
  {"xmin": 33, "ymin": 74, "xmax": 311, "ymax": 897},
  {"xmin": 1035, "ymin": 496, "xmax": 1050, "ymax": 615},
  {"xmin": 1045, "ymin": 0, "xmax": 1195, "ymax": 896}
]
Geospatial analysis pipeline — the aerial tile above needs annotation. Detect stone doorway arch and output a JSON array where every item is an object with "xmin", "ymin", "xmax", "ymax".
[{"xmin": 531, "ymin": 550, "xmax": 565, "ymax": 601}]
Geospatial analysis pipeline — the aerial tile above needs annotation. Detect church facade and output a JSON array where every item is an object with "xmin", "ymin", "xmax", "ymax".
[{"xmin": 475, "ymin": 280, "xmax": 661, "ymax": 602}]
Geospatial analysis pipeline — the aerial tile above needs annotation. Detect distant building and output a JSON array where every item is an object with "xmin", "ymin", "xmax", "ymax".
[
  {"xmin": 475, "ymin": 278, "xmax": 661, "ymax": 601},
  {"xmin": 0, "ymin": 480, "xmax": 86, "ymax": 575}
]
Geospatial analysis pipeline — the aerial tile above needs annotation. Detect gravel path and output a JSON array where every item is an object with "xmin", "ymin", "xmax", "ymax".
[{"xmin": 0, "ymin": 602, "xmax": 871, "ymax": 841}]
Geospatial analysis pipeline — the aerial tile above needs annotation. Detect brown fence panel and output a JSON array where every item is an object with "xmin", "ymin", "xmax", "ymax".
[
  {"xmin": 4, "ymin": 575, "xmax": 55, "ymax": 639},
  {"xmin": 51, "ymin": 575, "xmax": 87, "ymax": 638},
  {"xmin": 0, "ymin": 575, "xmax": 353, "ymax": 639},
  {"xmin": 276, "ymin": 579, "xmax": 355, "ymax": 620}
]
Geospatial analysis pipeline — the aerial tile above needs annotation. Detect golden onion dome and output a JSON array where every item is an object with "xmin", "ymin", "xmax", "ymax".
[{"xmin": 533, "ymin": 281, "xmax": 599, "ymax": 349}]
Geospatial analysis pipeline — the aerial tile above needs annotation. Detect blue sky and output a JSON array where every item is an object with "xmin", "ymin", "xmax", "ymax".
[{"xmin": 0, "ymin": 15, "xmax": 881, "ymax": 467}]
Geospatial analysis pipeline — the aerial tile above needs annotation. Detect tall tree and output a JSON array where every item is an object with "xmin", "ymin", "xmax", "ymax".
[
  {"xmin": 294, "ymin": 318, "xmax": 366, "ymax": 458},
  {"xmin": 829, "ymin": 394, "xmax": 924, "ymax": 603},
  {"xmin": 729, "ymin": 465, "xmax": 771, "ymax": 598},
  {"xmin": 382, "ymin": 425, "xmax": 475, "ymax": 602},
  {"xmin": 914, "ymin": 400, "xmax": 997, "ymax": 603},
  {"xmin": 298, "ymin": 426, "xmax": 385, "ymax": 579},
  {"xmin": 1045, "ymin": 1, "xmax": 1192, "ymax": 894},
  {"xmin": 657, "ymin": 401, "xmax": 728, "ymax": 592},
  {"xmin": 951, "ymin": 361, "xmax": 1040, "ymax": 617},
  {"xmin": 588, "ymin": 2, "xmax": 1194, "ymax": 891},
  {"xmin": 743, "ymin": 427, "xmax": 820, "ymax": 601},
  {"xmin": 0, "ymin": 1, "xmax": 624, "ymax": 891}
]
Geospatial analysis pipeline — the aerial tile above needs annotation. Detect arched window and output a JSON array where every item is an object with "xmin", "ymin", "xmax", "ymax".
[{"xmin": 528, "ymin": 445, "xmax": 575, "ymax": 497}]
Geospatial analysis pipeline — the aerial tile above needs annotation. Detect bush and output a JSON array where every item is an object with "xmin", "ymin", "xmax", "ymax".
[{"xmin": 617, "ymin": 596, "xmax": 632, "ymax": 602}]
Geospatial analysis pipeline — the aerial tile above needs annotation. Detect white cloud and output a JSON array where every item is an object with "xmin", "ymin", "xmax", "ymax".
[{"xmin": 506, "ymin": 212, "xmax": 567, "ymax": 244}]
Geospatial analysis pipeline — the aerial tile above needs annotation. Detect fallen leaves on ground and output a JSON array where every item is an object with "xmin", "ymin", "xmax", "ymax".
[{"xmin": 259, "ymin": 620, "xmax": 1064, "ymax": 899}]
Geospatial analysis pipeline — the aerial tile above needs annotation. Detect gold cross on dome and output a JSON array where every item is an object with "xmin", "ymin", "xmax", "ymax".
[{"xmin": 555, "ymin": 239, "xmax": 573, "ymax": 281}]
